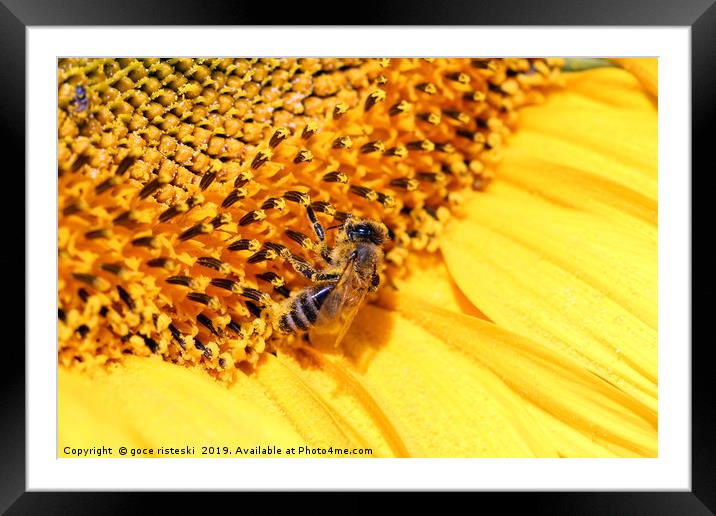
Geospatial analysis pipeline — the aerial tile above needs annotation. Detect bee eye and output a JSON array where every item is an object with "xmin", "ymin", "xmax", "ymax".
[{"xmin": 353, "ymin": 225, "xmax": 371, "ymax": 237}]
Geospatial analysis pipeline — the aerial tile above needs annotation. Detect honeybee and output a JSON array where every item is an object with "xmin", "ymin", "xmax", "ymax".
[{"xmin": 274, "ymin": 206, "xmax": 388, "ymax": 348}]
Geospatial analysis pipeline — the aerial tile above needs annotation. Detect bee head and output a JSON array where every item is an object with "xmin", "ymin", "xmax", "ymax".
[{"xmin": 345, "ymin": 219, "xmax": 387, "ymax": 246}]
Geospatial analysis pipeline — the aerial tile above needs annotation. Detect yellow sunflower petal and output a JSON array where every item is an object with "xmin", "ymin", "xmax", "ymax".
[
  {"xmin": 441, "ymin": 67, "xmax": 657, "ymax": 415},
  {"xmin": 389, "ymin": 293, "xmax": 657, "ymax": 457},
  {"xmin": 611, "ymin": 58, "xmax": 658, "ymax": 97},
  {"xmin": 275, "ymin": 303, "xmax": 558, "ymax": 457},
  {"xmin": 390, "ymin": 253, "xmax": 491, "ymax": 321},
  {"xmin": 519, "ymin": 69, "xmax": 657, "ymax": 187},
  {"xmin": 519, "ymin": 403, "xmax": 644, "ymax": 458},
  {"xmin": 264, "ymin": 291, "xmax": 656, "ymax": 457},
  {"xmin": 442, "ymin": 183, "xmax": 657, "ymax": 413},
  {"xmin": 388, "ymin": 251, "xmax": 648, "ymax": 457},
  {"xmin": 59, "ymin": 355, "xmax": 309, "ymax": 456},
  {"xmin": 231, "ymin": 352, "xmax": 392, "ymax": 456}
]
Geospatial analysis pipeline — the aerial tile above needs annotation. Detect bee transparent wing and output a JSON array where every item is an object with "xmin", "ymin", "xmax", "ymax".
[{"xmin": 312, "ymin": 256, "xmax": 369, "ymax": 348}]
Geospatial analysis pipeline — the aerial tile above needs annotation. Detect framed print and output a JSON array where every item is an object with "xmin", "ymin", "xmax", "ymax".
[{"xmin": 5, "ymin": 0, "xmax": 709, "ymax": 512}]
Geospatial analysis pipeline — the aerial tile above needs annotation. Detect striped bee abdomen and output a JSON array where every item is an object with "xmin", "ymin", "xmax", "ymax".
[{"xmin": 278, "ymin": 284, "xmax": 333, "ymax": 333}]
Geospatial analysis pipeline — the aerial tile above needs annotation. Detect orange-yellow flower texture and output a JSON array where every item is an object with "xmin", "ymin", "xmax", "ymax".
[{"xmin": 58, "ymin": 58, "xmax": 657, "ymax": 458}]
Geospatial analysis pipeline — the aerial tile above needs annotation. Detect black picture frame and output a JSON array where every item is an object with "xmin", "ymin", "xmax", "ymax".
[{"xmin": 5, "ymin": 0, "xmax": 708, "ymax": 513}]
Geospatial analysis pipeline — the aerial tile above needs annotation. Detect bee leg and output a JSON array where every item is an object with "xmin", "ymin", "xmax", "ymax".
[
  {"xmin": 369, "ymin": 269, "xmax": 380, "ymax": 292},
  {"xmin": 284, "ymin": 254, "xmax": 320, "ymax": 281},
  {"xmin": 306, "ymin": 205, "xmax": 334, "ymax": 265},
  {"xmin": 282, "ymin": 253, "xmax": 340, "ymax": 283},
  {"xmin": 306, "ymin": 205, "xmax": 326, "ymax": 243},
  {"xmin": 311, "ymin": 272, "xmax": 340, "ymax": 283},
  {"xmin": 319, "ymin": 245, "xmax": 333, "ymax": 265}
]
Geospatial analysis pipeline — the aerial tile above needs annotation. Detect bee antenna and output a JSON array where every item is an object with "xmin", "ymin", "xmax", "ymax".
[{"xmin": 325, "ymin": 224, "xmax": 343, "ymax": 231}]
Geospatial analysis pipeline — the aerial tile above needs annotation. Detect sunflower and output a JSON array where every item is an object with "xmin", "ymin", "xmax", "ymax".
[{"xmin": 58, "ymin": 58, "xmax": 657, "ymax": 458}]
